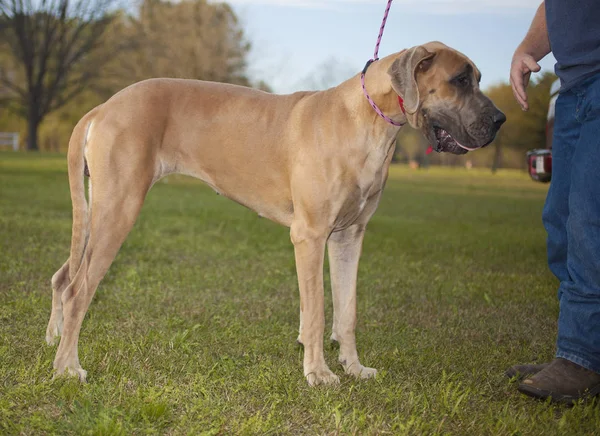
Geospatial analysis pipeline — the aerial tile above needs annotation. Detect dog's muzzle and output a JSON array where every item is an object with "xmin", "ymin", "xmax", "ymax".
[{"xmin": 432, "ymin": 109, "xmax": 506, "ymax": 154}]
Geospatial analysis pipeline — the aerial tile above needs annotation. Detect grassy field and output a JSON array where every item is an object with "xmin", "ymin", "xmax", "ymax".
[{"xmin": 1, "ymin": 152, "xmax": 599, "ymax": 435}]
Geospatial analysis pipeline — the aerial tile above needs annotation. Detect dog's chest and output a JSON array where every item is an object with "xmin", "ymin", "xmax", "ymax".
[{"xmin": 333, "ymin": 144, "xmax": 394, "ymax": 229}]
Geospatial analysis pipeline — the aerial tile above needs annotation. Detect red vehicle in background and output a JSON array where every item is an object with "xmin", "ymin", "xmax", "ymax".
[{"xmin": 527, "ymin": 78, "xmax": 560, "ymax": 183}]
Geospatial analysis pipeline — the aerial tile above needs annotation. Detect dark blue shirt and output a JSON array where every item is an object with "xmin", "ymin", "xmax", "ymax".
[{"xmin": 545, "ymin": 0, "xmax": 600, "ymax": 91}]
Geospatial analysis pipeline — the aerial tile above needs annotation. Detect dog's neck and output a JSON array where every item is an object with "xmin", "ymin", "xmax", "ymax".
[{"xmin": 337, "ymin": 52, "xmax": 408, "ymax": 135}]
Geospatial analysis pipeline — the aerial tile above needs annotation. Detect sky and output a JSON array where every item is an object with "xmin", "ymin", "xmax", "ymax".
[{"xmin": 224, "ymin": 0, "xmax": 556, "ymax": 93}]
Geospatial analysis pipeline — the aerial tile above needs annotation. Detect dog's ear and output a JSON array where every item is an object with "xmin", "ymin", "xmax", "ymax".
[{"xmin": 388, "ymin": 46, "xmax": 436, "ymax": 114}]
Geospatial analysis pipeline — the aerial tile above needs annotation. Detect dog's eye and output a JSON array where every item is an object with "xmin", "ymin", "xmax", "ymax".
[{"xmin": 454, "ymin": 75, "xmax": 470, "ymax": 88}]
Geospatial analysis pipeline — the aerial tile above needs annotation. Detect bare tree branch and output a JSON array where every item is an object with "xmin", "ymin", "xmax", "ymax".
[
  {"xmin": 0, "ymin": 73, "xmax": 26, "ymax": 99},
  {"xmin": 0, "ymin": 0, "xmax": 119, "ymax": 149}
]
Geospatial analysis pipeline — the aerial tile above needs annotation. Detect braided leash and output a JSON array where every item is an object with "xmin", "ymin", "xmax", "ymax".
[
  {"xmin": 373, "ymin": 0, "xmax": 393, "ymax": 62},
  {"xmin": 360, "ymin": 0, "xmax": 405, "ymax": 126}
]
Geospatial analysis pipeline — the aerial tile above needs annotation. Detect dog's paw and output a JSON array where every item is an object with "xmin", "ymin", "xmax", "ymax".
[
  {"xmin": 353, "ymin": 365, "xmax": 378, "ymax": 379},
  {"xmin": 305, "ymin": 366, "xmax": 340, "ymax": 386},
  {"xmin": 53, "ymin": 357, "xmax": 87, "ymax": 383},
  {"xmin": 340, "ymin": 359, "xmax": 378, "ymax": 379},
  {"xmin": 53, "ymin": 365, "xmax": 88, "ymax": 382},
  {"xmin": 45, "ymin": 331, "xmax": 59, "ymax": 346},
  {"xmin": 45, "ymin": 317, "xmax": 63, "ymax": 346}
]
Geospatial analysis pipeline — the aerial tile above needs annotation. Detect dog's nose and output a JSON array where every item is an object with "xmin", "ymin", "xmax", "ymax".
[{"xmin": 493, "ymin": 110, "xmax": 506, "ymax": 129}]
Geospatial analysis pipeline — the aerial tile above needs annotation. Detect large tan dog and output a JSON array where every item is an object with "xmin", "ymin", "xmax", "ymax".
[{"xmin": 46, "ymin": 42, "xmax": 505, "ymax": 386}]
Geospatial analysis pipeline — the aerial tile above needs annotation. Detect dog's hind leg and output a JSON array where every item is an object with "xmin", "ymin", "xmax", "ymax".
[
  {"xmin": 46, "ymin": 116, "xmax": 94, "ymax": 346},
  {"xmin": 52, "ymin": 131, "xmax": 153, "ymax": 381},
  {"xmin": 46, "ymin": 261, "xmax": 70, "ymax": 345},
  {"xmin": 53, "ymin": 175, "xmax": 149, "ymax": 381},
  {"xmin": 328, "ymin": 224, "xmax": 377, "ymax": 379}
]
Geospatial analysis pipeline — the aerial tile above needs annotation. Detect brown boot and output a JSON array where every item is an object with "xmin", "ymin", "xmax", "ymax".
[
  {"xmin": 505, "ymin": 363, "xmax": 548, "ymax": 380},
  {"xmin": 518, "ymin": 358, "xmax": 600, "ymax": 404}
]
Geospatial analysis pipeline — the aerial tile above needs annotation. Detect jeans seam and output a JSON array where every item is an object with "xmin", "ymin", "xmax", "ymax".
[{"xmin": 575, "ymin": 95, "xmax": 585, "ymax": 123}]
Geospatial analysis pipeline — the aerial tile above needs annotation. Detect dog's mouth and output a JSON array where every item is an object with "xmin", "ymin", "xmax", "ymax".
[{"xmin": 433, "ymin": 127, "xmax": 479, "ymax": 155}]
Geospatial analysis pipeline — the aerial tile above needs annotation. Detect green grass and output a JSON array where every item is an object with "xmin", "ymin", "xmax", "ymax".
[{"xmin": 1, "ymin": 151, "xmax": 599, "ymax": 435}]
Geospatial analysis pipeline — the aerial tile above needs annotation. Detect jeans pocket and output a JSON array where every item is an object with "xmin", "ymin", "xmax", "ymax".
[{"xmin": 584, "ymin": 77, "xmax": 600, "ymax": 121}]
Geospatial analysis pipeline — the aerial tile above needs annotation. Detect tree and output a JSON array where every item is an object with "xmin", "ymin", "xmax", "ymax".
[
  {"xmin": 0, "ymin": 0, "xmax": 119, "ymax": 150},
  {"xmin": 485, "ymin": 71, "xmax": 556, "ymax": 171},
  {"xmin": 110, "ymin": 0, "xmax": 251, "ymax": 87}
]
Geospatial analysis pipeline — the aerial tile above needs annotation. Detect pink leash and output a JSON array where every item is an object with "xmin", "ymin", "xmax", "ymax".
[
  {"xmin": 361, "ymin": 0, "xmax": 405, "ymax": 127},
  {"xmin": 361, "ymin": 1, "xmax": 436, "ymax": 154}
]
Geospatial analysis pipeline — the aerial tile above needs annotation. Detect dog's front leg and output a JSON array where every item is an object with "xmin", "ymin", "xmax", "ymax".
[
  {"xmin": 328, "ymin": 224, "xmax": 377, "ymax": 379},
  {"xmin": 291, "ymin": 221, "xmax": 339, "ymax": 386}
]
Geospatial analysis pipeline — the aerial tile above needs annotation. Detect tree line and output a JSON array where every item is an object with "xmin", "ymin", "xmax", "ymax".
[
  {"xmin": 0, "ymin": 0, "xmax": 259, "ymax": 151},
  {"xmin": 0, "ymin": 0, "xmax": 555, "ymax": 170}
]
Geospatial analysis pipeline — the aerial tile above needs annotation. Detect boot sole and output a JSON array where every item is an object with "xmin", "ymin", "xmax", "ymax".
[{"xmin": 518, "ymin": 382, "xmax": 600, "ymax": 404}]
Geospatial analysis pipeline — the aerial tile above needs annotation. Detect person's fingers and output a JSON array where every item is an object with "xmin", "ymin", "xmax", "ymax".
[
  {"xmin": 509, "ymin": 54, "xmax": 539, "ymax": 111},
  {"xmin": 521, "ymin": 70, "xmax": 533, "ymax": 108},
  {"xmin": 510, "ymin": 75, "xmax": 526, "ymax": 107},
  {"xmin": 509, "ymin": 59, "xmax": 526, "ymax": 99},
  {"xmin": 510, "ymin": 66, "xmax": 528, "ymax": 110},
  {"xmin": 523, "ymin": 57, "xmax": 542, "ymax": 73}
]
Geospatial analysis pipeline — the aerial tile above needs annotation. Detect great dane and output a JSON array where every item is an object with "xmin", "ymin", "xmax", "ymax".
[{"xmin": 46, "ymin": 41, "xmax": 505, "ymax": 385}]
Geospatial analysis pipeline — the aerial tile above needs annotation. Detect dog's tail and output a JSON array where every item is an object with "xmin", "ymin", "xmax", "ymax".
[{"xmin": 67, "ymin": 108, "xmax": 97, "ymax": 281}]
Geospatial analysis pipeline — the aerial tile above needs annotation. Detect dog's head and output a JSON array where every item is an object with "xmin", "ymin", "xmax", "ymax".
[{"xmin": 388, "ymin": 41, "xmax": 505, "ymax": 154}]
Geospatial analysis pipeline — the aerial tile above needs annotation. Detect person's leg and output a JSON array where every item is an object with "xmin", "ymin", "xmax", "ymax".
[
  {"xmin": 505, "ymin": 88, "xmax": 577, "ymax": 381},
  {"xmin": 556, "ymin": 75, "xmax": 600, "ymax": 374},
  {"xmin": 542, "ymin": 90, "xmax": 579, "ymax": 286},
  {"xmin": 518, "ymin": 75, "xmax": 600, "ymax": 403}
]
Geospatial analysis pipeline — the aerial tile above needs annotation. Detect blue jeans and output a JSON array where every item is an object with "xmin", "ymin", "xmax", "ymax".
[{"xmin": 543, "ymin": 72, "xmax": 600, "ymax": 373}]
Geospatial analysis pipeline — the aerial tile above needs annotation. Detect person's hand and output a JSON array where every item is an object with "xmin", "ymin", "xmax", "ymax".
[{"xmin": 510, "ymin": 51, "xmax": 541, "ymax": 111}]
